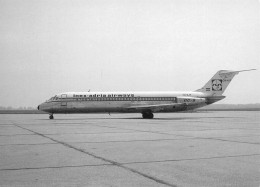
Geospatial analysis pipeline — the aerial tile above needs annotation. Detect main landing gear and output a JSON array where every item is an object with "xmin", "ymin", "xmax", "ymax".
[
  {"xmin": 142, "ymin": 111, "xmax": 154, "ymax": 119},
  {"xmin": 49, "ymin": 114, "xmax": 54, "ymax": 119}
]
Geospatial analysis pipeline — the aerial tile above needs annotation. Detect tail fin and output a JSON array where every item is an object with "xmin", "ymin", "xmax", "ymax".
[{"xmin": 196, "ymin": 69, "xmax": 256, "ymax": 96}]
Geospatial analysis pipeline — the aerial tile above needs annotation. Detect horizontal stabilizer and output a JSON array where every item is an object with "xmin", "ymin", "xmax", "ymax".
[{"xmin": 219, "ymin": 69, "xmax": 256, "ymax": 75}]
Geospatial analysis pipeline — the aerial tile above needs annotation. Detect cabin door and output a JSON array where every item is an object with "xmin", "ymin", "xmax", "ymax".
[{"xmin": 61, "ymin": 94, "xmax": 67, "ymax": 107}]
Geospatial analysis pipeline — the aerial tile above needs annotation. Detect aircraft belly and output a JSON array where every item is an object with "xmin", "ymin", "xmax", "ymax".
[
  {"xmin": 51, "ymin": 100, "xmax": 206, "ymax": 114},
  {"xmin": 185, "ymin": 103, "xmax": 207, "ymax": 111}
]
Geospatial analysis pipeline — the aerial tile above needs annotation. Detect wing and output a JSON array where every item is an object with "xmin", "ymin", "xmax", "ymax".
[{"xmin": 125, "ymin": 103, "xmax": 187, "ymax": 112}]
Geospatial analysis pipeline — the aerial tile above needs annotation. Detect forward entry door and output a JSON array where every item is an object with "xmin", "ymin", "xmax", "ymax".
[{"xmin": 61, "ymin": 94, "xmax": 67, "ymax": 107}]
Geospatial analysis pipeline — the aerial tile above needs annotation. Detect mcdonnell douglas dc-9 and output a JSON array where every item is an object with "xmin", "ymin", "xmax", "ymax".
[{"xmin": 38, "ymin": 69, "xmax": 255, "ymax": 119}]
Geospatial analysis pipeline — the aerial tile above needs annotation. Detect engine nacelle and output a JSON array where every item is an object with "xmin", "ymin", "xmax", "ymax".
[{"xmin": 177, "ymin": 97, "xmax": 206, "ymax": 105}]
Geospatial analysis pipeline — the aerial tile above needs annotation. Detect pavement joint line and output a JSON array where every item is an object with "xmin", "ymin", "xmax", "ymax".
[
  {"xmin": 0, "ymin": 131, "xmax": 139, "ymax": 136},
  {"xmin": 0, "ymin": 163, "xmax": 113, "ymax": 171},
  {"xmin": 11, "ymin": 122, "xmax": 177, "ymax": 187},
  {"xmin": 198, "ymin": 137, "xmax": 260, "ymax": 145},
  {"xmin": 0, "ymin": 137, "xmax": 195, "ymax": 146},
  {"xmin": 0, "ymin": 142, "xmax": 58, "ymax": 146},
  {"xmin": 1, "ymin": 134, "xmax": 259, "ymax": 147},
  {"xmin": 163, "ymin": 128, "xmax": 260, "ymax": 131},
  {"xmin": 121, "ymin": 153, "xmax": 260, "ymax": 165},
  {"xmin": 0, "ymin": 134, "xmax": 34, "ymax": 136},
  {"xmin": 0, "ymin": 125, "xmax": 16, "ymax": 126},
  {"xmin": 1, "ymin": 153, "xmax": 259, "ymax": 171},
  {"xmin": 43, "ymin": 131, "xmax": 140, "ymax": 135},
  {"xmin": 69, "ymin": 138, "xmax": 194, "ymax": 144}
]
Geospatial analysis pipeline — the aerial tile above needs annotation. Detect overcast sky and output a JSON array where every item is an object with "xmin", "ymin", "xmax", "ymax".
[{"xmin": 0, "ymin": 0, "xmax": 259, "ymax": 107}]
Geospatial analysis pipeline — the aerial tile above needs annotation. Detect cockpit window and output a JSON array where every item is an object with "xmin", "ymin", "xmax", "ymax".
[
  {"xmin": 48, "ymin": 96, "xmax": 55, "ymax": 101},
  {"xmin": 47, "ymin": 95, "xmax": 59, "ymax": 102}
]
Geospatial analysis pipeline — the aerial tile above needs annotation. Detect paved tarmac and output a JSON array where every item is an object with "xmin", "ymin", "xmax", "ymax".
[{"xmin": 0, "ymin": 111, "xmax": 259, "ymax": 187}]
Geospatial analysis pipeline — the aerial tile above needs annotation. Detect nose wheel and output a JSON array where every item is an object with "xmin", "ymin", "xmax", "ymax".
[{"xmin": 49, "ymin": 114, "xmax": 54, "ymax": 119}]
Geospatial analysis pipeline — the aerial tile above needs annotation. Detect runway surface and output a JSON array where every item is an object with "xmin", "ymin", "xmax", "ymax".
[{"xmin": 0, "ymin": 111, "xmax": 259, "ymax": 187}]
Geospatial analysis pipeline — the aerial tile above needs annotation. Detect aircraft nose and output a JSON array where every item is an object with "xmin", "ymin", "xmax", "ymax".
[{"xmin": 37, "ymin": 105, "xmax": 40, "ymax": 110}]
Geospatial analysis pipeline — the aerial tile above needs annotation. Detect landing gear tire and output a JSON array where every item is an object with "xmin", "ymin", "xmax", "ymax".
[
  {"xmin": 49, "ymin": 114, "xmax": 54, "ymax": 119},
  {"xmin": 142, "ymin": 112, "xmax": 154, "ymax": 119}
]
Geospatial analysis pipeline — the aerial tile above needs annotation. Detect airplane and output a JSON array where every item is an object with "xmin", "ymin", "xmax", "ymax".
[{"xmin": 38, "ymin": 69, "xmax": 256, "ymax": 119}]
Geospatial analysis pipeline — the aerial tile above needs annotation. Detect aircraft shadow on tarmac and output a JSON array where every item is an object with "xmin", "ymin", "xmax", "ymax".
[{"xmin": 38, "ymin": 116, "xmax": 240, "ymax": 121}]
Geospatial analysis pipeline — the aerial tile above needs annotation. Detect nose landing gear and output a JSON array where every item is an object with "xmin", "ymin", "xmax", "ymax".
[
  {"xmin": 49, "ymin": 114, "xmax": 54, "ymax": 119},
  {"xmin": 142, "ymin": 111, "xmax": 154, "ymax": 119}
]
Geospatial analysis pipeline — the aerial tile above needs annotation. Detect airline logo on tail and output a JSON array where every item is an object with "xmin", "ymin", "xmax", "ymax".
[{"xmin": 212, "ymin": 79, "xmax": 222, "ymax": 91}]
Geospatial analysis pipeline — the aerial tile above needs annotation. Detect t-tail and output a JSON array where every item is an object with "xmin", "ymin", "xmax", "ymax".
[{"xmin": 196, "ymin": 69, "xmax": 256, "ymax": 104}]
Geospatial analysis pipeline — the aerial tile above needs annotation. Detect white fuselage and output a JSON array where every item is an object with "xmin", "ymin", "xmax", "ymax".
[
  {"xmin": 38, "ymin": 69, "xmax": 254, "ymax": 119},
  {"xmin": 38, "ymin": 91, "xmax": 215, "ymax": 114}
]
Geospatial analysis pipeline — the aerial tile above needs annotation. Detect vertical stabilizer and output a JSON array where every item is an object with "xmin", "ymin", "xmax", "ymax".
[{"xmin": 196, "ymin": 69, "xmax": 256, "ymax": 96}]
